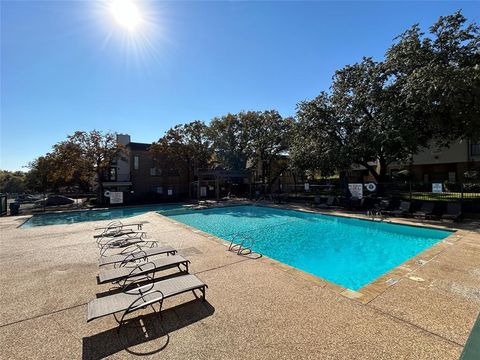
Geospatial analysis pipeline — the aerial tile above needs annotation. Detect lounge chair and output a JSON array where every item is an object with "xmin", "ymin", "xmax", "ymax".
[
  {"xmin": 87, "ymin": 274, "xmax": 207, "ymax": 324},
  {"xmin": 374, "ymin": 199, "xmax": 390, "ymax": 212},
  {"xmin": 349, "ymin": 197, "xmax": 365, "ymax": 210},
  {"xmin": 98, "ymin": 236, "xmax": 157, "ymax": 258},
  {"xmin": 97, "ymin": 255, "xmax": 190, "ymax": 288},
  {"xmin": 413, "ymin": 202, "xmax": 435, "ymax": 218},
  {"xmin": 99, "ymin": 245, "xmax": 177, "ymax": 267},
  {"xmin": 388, "ymin": 201, "xmax": 411, "ymax": 217},
  {"xmin": 94, "ymin": 220, "xmax": 147, "ymax": 240},
  {"xmin": 442, "ymin": 202, "xmax": 462, "ymax": 222},
  {"xmin": 316, "ymin": 196, "xmax": 336, "ymax": 209},
  {"xmin": 95, "ymin": 221, "xmax": 144, "ymax": 231},
  {"xmin": 94, "ymin": 228, "xmax": 146, "ymax": 239}
]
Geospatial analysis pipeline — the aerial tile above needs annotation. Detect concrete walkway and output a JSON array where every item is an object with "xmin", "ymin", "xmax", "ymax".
[{"xmin": 0, "ymin": 210, "xmax": 478, "ymax": 359}]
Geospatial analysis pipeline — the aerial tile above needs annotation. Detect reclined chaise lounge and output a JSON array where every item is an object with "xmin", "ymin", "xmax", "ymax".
[
  {"xmin": 87, "ymin": 274, "xmax": 208, "ymax": 325},
  {"xmin": 442, "ymin": 202, "xmax": 462, "ymax": 222},
  {"xmin": 413, "ymin": 202, "xmax": 435, "ymax": 219},
  {"xmin": 98, "ymin": 244, "xmax": 177, "ymax": 267},
  {"xmin": 97, "ymin": 255, "xmax": 190, "ymax": 288}
]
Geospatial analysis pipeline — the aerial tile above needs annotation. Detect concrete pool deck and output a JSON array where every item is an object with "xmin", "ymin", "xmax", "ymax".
[{"xmin": 0, "ymin": 205, "xmax": 479, "ymax": 359}]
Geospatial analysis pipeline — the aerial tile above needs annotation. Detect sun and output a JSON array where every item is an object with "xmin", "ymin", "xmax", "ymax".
[{"xmin": 110, "ymin": 0, "xmax": 142, "ymax": 31}]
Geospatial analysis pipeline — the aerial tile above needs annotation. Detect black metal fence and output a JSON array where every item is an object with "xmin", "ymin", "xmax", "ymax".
[{"xmin": 283, "ymin": 180, "xmax": 480, "ymax": 213}]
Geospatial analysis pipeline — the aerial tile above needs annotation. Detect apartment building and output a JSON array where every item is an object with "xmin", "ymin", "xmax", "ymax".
[
  {"xmin": 389, "ymin": 140, "xmax": 480, "ymax": 182},
  {"xmin": 350, "ymin": 140, "xmax": 480, "ymax": 183},
  {"xmin": 101, "ymin": 134, "xmax": 189, "ymax": 204}
]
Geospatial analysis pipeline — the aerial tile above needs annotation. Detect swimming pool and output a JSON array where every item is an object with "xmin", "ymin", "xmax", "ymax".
[
  {"xmin": 21, "ymin": 204, "xmax": 188, "ymax": 228},
  {"xmin": 167, "ymin": 205, "xmax": 452, "ymax": 290}
]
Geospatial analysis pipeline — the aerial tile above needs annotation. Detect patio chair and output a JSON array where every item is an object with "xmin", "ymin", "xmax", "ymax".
[
  {"xmin": 94, "ymin": 227, "xmax": 146, "ymax": 240},
  {"xmin": 349, "ymin": 197, "xmax": 365, "ymax": 210},
  {"xmin": 97, "ymin": 255, "xmax": 190, "ymax": 288},
  {"xmin": 98, "ymin": 236, "xmax": 158, "ymax": 258},
  {"xmin": 442, "ymin": 202, "xmax": 462, "ymax": 222},
  {"xmin": 87, "ymin": 274, "xmax": 208, "ymax": 325},
  {"xmin": 93, "ymin": 220, "xmax": 146, "ymax": 239},
  {"xmin": 388, "ymin": 201, "xmax": 412, "ymax": 217},
  {"xmin": 413, "ymin": 202, "xmax": 435, "ymax": 219},
  {"xmin": 95, "ymin": 221, "xmax": 145, "ymax": 231},
  {"xmin": 374, "ymin": 199, "xmax": 391, "ymax": 212},
  {"xmin": 98, "ymin": 244, "xmax": 177, "ymax": 267},
  {"xmin": 316, "ymin": 196, "xmax": 336, "ymax": 209}
]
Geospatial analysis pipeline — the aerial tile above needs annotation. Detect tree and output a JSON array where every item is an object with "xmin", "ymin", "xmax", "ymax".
[
  {"xmin": 291, "ymin": 11, "xmax": 479, "ymax": 181},
  {"xmin": 208, "ymin": 113, "xmax": 250, "ymax": 170},
  {"xmin": 30, "ymin": 131, "xmax": 124, "ymax": 201},
  {"xmin": 290, "ymin": 93, "xmax": 349, "ymax": 177},
  {"xmin": 292, "ymin": 58, "xmax": 423, "ymax": 182},
  {"xmin": 242, "ymin": 110, "xmax": 293, "ymax": 190},
  {"xmin": 25, "ymin": 155, "xmax": 60, "ymax": 193},
  {"xmin": 385, "ymin": 11, "xmax": 480, "ymax": 144},
  {"xmin": 150, "ymin": 121, "xmax": 212, "ymax": 197},
  {"xmin": 0, "ymin": 170, "xmax": 27, "ymax": 193}
]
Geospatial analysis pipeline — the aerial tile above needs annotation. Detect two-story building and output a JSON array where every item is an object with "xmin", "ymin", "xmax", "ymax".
[
  {"xmin": 389, "ymin": 140, "xmax": 480, "ymax": 182},
  {"xmin": 349, "ymin": 140, "xmax": 480, "ymax": 183},
  {"xmin": 101, "ymin": 134, "xmax": 190, "ymax": 204}
]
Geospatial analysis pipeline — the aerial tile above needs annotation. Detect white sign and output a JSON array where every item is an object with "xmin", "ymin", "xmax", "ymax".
[
  {"xmin": 348, "ymin": 183, "xmax": 363, "ymax": 199},
  {"xmin": 109, "ymin": 191, "xmax": 123, "ymax": 204},
  {"xmin": 200, "ymin": 186, "xmax": 207, "ymax": 197},
  {"xmin": 432, "ymin": 183, "xmax": 443, "ymax": 193},
  {"xmin": 304, "ymin": 183, "xmax": 310, "ymax": 191}
]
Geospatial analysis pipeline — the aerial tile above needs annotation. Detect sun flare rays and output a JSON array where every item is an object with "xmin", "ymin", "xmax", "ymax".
[{"xmin": 91, "ymin": 0, "xmax": 168, "ymax": 69}]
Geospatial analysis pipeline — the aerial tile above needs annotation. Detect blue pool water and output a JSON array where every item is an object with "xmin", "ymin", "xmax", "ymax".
[
  {"xmin": 167, "ymin": 205, "xmax": 452, "ymax": 290},
  {"xmin": 21, "ymin": 204, "xmax": 188, "ymax": 228}
]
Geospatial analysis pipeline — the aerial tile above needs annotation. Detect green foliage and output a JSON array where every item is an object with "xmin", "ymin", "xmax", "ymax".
[
  {"xmin": 27, "ymin": 130, "xmax": 123, "ymax": 195},
  {"xmin": 150, "ymin": 120, "xmax": 212, "ymax": 169},
  {"xmin": 386, "ymin": 11, "xmax": 480, "ymax": 143},
  {"xmin": 291, "ymin": 93, "xmax": 347, "ymax": 177},
  {"xmin": 208, "ymin": 113, "xmax": 249, "ymax": 170},
  {"xmin": 291, "ymin": 11, "xmax": 479, "ymax": 180},
  {"xmin": 150, "ymin": 121, "xmax": 212, "ymax": 194},
  {"xmin": 208, "ymin": 110, "xmax": 292, "ymax": 187},
  {"xmin": 0, "ymin": 170, "xmax": 27, "ymax": 193}
]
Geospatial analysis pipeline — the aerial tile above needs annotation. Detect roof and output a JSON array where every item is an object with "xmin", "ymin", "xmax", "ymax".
[{"xmin": 127, "ymin": 142, "xmax": 151, "ymax": 151}]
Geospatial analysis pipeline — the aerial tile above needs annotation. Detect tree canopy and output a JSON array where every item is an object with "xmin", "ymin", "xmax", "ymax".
[
  {"xmin": 26, "ymin": 130, "xmax": 123, "ymax": 198},
  {"xmin": 0, "ymin": 170, "xmax": 27, "ymax": 193},
  {"xmin": 149, "ymin": 121, "xmax": 212, "ymax": 195},
  {"xmin": 290, "ymin": 11, "xmax": 479, "ymax": 180}
]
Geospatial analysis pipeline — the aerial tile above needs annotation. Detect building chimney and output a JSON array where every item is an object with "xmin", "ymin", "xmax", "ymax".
[{"xmin": 116, "ymin": 134, "xmax": 131, "ymax": 145}]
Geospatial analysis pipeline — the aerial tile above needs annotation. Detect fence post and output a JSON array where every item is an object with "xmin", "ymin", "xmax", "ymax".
[
  {"xmin": 409, "ymin": 180, "xmax": 412, "ymax": 201},
  {"xmin": 461, "ymin": 182, "xmax": 464, "ymax": 204}
]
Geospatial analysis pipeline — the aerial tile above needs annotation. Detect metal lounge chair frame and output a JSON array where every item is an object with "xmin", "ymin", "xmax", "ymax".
[
  {"xmin": 87, "ymin": 274, "xmax": 208, "ymax": 328},
  {"xmin": 413, "ymin": 202, "xmax": 435, "ymax": 218},
  {"xmin": 94, "ymin": 220, "xmax": 147, "ymax": 240},
  {"xmin": 99, "ymin": 244, "xmax": 177, "ymax": 267},
  {"xmin": 97, "ymin": 255, "xmax": 190, "ymax": 289}
]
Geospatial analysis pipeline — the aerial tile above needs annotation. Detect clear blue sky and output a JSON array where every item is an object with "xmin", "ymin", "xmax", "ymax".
[{"xmin": 1, "ymin": 1, "xmax": 478, "ymax": 171}]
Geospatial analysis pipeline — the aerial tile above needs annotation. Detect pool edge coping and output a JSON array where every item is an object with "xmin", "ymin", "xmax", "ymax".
[{"xmin": 156, "ymin": 203, "xmax": 468, "ymax": 304}]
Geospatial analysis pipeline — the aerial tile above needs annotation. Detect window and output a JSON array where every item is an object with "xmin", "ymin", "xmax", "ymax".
[
  {"xmin": 156, "ymin": 186, "xmax": 163, "ymax": 194},
  {"xmin": 471, "ymin": 143, "xmax": 480, "ymax": 156},
  {"xmin": 150, "ymin": 167, "xmax": 156, "ymax": 176},
  {"xmin": 109, "ymin": 166, "xmax": 117, "ymax": 181},
  {"xmin": 133, "ymin": 156, "xmax": 139, "ymax": 170}
]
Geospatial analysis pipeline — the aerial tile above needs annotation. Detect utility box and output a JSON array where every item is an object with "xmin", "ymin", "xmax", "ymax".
[{"xmin": 9, "ymin": 201, "xmax": 20, "ymax": 216}]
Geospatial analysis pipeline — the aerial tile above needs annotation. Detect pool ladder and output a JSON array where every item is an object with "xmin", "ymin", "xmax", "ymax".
[
  {"xmin": 228, "ymin": 234, "xmax": 255, "ymax": 256},
  {"xmin": 367, "ymin": 210, "xmax": 385, "ymax": 222}
]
